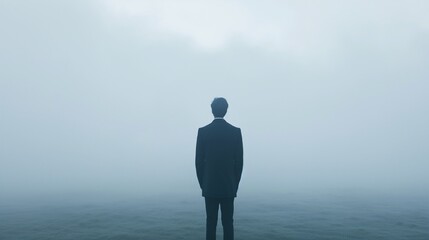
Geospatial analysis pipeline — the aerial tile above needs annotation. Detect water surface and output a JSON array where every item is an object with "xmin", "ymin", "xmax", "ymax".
[{"xmin": 1, "ymin": 192, "xmax": 428, "ymax": 239}]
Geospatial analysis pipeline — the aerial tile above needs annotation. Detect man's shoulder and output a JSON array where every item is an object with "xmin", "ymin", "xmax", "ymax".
[
  {"xmin": 223, "ymin": 121, "xmax": 240, "ymax": 131},
  {"xmin": 199, "ymin": 123, "xmax": 212, "ymax": 130},
  {"xmin": 199, "ymin": 121, "xmax": 240, "ymax": 131},
  {"xmin": 227, "ymin": 123, "xmax": 240, "ymax": 130}
]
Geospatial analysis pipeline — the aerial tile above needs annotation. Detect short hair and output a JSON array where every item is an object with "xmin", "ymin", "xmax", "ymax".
[{"xmin": 211, "ymin": 97, "xmax": 228, "ymax": 117}]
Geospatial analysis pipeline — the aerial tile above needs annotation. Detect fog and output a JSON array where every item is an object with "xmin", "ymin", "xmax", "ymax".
[{"xmin": 1, "ymin": 0, "xmax": 428, "ymax": 201}]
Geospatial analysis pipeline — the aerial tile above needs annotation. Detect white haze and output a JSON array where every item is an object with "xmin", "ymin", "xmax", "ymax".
[{"xmin": 0, "ymin": 0, "xmax": 428, "ymax": 200}]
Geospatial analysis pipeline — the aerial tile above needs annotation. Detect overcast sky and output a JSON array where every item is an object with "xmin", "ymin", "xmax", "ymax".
[{"xmin": 1, "ymin": 0, "xmax": 428, "ymax": 199}]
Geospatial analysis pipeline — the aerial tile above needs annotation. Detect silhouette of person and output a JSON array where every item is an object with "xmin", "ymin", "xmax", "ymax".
[{"xmin": 195, "ymin": 97, "xmax": 243, "ymax": 240}]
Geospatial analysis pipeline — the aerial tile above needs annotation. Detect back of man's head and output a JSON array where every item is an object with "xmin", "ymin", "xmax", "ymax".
[{"xmin": 211, "ymin": 97, "xmax": 228, "ymax": 118}]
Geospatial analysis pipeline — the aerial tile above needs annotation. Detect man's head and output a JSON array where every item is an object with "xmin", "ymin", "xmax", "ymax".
[{"xmin": 211, "ymin": 97, "xmax": 228, "ymax": 118}]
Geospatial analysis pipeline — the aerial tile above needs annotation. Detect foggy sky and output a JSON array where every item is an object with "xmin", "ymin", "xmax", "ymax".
[{"xmin": 1, "ymin": 0, "xmax": 428, "ymax": 199}]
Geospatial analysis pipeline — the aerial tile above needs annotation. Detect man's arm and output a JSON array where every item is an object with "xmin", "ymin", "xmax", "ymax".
[
  {"xmin": 195, "ymin": 128, "xmax": 204, "ymax": 189},
  {"xmin": 235, "ymin": 128, "xmax": 243, "ymax": 188}
]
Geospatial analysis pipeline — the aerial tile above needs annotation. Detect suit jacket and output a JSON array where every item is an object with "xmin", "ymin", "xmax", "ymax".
[{"xmin": 195, "ymin": 119, "xmax": 243, "ymax": 198}]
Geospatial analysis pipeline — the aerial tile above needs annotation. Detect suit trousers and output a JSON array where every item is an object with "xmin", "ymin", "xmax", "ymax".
[{"xmin": 204, "ymin": 197, "xmax": 234, "ymax": 240}]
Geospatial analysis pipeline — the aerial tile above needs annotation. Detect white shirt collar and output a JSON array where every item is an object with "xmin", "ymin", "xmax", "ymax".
[{"xmin": 214, "ymin": 117, "xmax": 224, "ymax": 120}]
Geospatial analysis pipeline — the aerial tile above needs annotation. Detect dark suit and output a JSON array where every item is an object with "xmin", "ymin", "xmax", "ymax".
[{"xmin": 196, "ymin": 118, "xmax": 243, "ymax": 240}]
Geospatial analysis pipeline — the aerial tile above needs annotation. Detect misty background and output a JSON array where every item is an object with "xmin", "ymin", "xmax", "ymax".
[{"xmin": 1, "ymin": 0, "xmax": 428, "ymax": 201}]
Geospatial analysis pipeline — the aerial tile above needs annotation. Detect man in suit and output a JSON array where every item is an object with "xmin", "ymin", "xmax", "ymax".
[{"xmin": 195, "ymin": 97, "xmax": 243, "ymax": 240}]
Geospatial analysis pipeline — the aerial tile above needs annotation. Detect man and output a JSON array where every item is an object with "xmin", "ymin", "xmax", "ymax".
[{"xmin": 195, "ymin": 97, "xmax": 243, "ymax": 240}]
